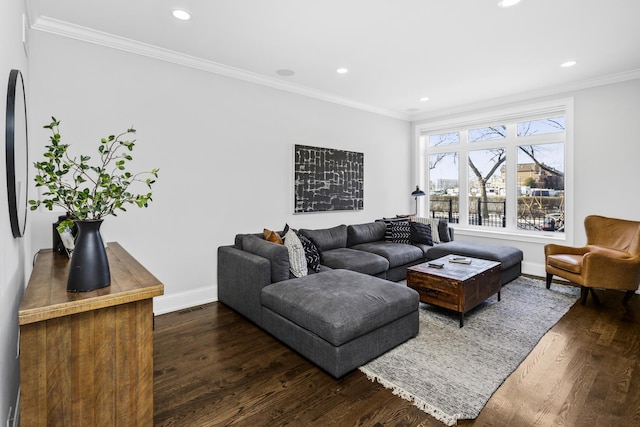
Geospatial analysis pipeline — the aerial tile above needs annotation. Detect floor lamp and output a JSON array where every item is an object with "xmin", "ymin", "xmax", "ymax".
[{"xmin": 411, "ymin": 185, "xmax": 425, "ymax": 215}]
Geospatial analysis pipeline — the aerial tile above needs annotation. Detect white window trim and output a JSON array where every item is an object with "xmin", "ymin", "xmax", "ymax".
[{"xmin": 413, "ymin": 98, "xmax": 574, "ymax": 246}]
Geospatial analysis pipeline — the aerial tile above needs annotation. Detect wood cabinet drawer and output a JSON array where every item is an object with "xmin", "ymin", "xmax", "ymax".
[{"xmin": 412, "ymin": 285, "xmax": 459, "ymax": 310}]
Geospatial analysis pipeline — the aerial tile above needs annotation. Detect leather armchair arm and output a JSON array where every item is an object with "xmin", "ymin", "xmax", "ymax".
[
  {"xmin": 582, "ymin": 253, "xmax": 640, "ymax": 291},
  {"xmin": 544, "ymin": 244, "xmax": 589, "ymax": 257}
]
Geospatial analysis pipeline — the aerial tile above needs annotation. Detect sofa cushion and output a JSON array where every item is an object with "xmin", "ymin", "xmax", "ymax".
[
  {"xmin": 347, "ymin": 222, "xmax": 387, "ymax": 246},
  {"xmin": 350, "ymin": 241, "xmax": 424, "ymax": 268},
  {"xmin": 261, "ymin": 270, "xmax": 419, "ymax": 347},
  {"xmin": 320, "ymin": 248, "xmax": 389, "ymax": 276},
  {"xmin": 300, "ymin": 225, "xmax": 348, "ymax": 252},
  {"xmin": 242, "ymin": 234, "xmax": 290, "ymax": 283}
]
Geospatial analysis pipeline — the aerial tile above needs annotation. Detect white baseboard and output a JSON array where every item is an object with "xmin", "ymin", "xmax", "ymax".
[
  {"xmin": 521, "ymin": 260, "xmax": 546, "ymax": 278},
  {"xmin": 153, "ymin": 285, "xmax": 218, "ymax": 315}
]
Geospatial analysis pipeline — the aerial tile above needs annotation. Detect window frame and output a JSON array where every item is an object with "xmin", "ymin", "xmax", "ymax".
[{"xmin": 414, "ymin": 98, "xmax": 574, "ymax": 245}]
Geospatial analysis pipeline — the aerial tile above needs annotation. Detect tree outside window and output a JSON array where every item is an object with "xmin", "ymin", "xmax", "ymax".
[{"xmin": 423, "ymin": 113, "xmax": 566, "ymax": 234}]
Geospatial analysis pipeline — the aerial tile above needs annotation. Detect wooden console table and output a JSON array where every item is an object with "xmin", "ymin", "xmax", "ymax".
[{"xmin": 18, "ymin": 242, "xmax": 164, "ymax": 426}]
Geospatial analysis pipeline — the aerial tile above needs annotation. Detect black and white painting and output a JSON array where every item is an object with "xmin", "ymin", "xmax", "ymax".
[{"xmin": 294, "ymin": 144, "xmax": 364, "ymax": 213}]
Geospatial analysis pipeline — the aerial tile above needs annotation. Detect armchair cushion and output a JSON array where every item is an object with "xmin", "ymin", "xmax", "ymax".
[{"xmin": 547, "ymin": 254, "xmax": 582, "ymax": 274}]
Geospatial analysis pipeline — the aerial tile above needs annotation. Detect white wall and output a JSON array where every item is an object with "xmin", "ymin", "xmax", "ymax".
[
  {"xmin": 27, "ymin": 31, "xmax": 412, "ymax": 314},
  {"xmin": 413, "ymin": 78, "xmax": 640, "ymax": 278},
  {"xmin": 21, "ymin": 16, "xmax": 640, "ymax": 323},
  {"xmin": 1, "ymin": 1, "xmax": 30, "ymax": 424}
]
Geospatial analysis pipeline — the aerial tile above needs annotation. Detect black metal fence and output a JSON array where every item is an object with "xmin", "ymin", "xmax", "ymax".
[{"xmin": 429, "ymin": 196, "xmax": 564, "ymax": 232}]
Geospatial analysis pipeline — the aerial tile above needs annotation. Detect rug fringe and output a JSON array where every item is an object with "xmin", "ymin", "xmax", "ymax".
[{"xmin": 359, "ymin": 367, "xmax": 461, "ymax": 426}]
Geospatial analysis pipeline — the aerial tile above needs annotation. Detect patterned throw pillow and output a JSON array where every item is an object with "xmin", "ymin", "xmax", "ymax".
[
  {"xmin": 410, "ymin": 222, "xmax": 433, "ymax": 245},
  {"xmin": 380, "ymin": 217, "xmax": 409, "ymax": 242},
  {"xmin": 391, "ymin": 221, "xmax": 411, "ymax": 244},
  {"xmin": 283, "ymin": 229, "xmax": 307, "ymax": 278},
  {"xmin": 296, "ymin": 231, "xmax": 321, "ymax": 272}
]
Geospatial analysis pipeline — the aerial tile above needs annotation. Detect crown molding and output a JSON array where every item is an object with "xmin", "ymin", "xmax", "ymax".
[
  {"xmin": 31, "ymin": 16, "xmax": 640, "ymax": 124},
  {"xmin": 32, "ymin": 16, "xmax": 410, "ymax": 121},
  {"xmin": 411, "ymin": 68, "xmax": 640, "ymax": 122}
]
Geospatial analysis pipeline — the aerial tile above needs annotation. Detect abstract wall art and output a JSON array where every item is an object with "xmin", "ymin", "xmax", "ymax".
[{"xmin": 294, "ymin": 144, "xmax": 364, "ymax": 213}]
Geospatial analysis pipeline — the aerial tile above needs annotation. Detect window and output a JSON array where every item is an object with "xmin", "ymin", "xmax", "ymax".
[{"xmin": 417, "ymin": 100, "xmax": 571, "ymax": 237}]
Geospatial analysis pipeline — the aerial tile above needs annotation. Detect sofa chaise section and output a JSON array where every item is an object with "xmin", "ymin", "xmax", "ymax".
[
  {"xmin": 217, "ymin": 233, "xmax": 420, "ymax": 378},
  {"xmin": 261, "ymin": 269, "xmax": 419, "ymax": 377}
]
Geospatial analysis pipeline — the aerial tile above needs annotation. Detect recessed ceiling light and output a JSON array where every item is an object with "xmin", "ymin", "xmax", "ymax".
[
  {"xmin": 276, "ymin": 69, "xmax": 296, "ymax": 77},
  {"xmin": 419, "ymin": 97, "xmax": 430, "ymax": 102},
  {"xmin": 336, "ymin": 68, "xmax": 349, "ymax": 74},
  {"xmin": 561, "ymin": 60, "xmax": 577, "ymax": 68},
  {"xmin": 172, "ymin": 9, "xmax": 191, "ymax": 20},
  {"xmin": 498, "ymin": 0, "xmax": 521, "ymax": 7}
]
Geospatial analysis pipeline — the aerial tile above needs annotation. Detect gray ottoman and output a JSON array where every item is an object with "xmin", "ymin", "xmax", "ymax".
[
  {"xmin": 260, "ymin": 269, "xmax": 419, "ymax": 377},
  {"xmin": 426, "ymin": 241, "xmax": 523, "ymax": 284}
]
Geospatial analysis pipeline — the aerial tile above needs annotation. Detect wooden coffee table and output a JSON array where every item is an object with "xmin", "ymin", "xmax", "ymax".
[{"xmin": 407, "ymin": 255, "xmax": 501, "ymax": 327}]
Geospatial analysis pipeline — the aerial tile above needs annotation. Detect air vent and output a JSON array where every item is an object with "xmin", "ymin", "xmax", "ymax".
[{"xmin": 177, "ymin": 306, "xmax": 204, "ymax": 315}]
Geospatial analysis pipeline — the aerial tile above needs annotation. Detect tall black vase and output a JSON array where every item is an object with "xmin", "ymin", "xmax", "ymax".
[{"xmin": 67, "ymin": 219, "xmax": 111, "ymax": 292}]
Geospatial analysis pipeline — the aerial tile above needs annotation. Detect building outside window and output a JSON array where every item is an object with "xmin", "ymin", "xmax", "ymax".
[{"xmin": 416, "ymin": 99, "xmax": 572, "ymax": 238}]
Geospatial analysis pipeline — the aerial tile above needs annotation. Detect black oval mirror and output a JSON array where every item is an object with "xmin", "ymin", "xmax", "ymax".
[{"xmin": 5, "ymin": 69, "xmax": 29, "ymax": 238}]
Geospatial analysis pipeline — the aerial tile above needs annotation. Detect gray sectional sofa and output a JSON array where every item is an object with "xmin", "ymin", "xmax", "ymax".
[{"xmin": 217, "ymin": 219, "xmax": 523, "ymax": 377}]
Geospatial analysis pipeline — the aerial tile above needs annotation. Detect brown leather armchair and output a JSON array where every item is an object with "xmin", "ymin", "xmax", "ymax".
[{"xmin": 545, "ymin": 215, "xmax": 640, "ymax": 305}]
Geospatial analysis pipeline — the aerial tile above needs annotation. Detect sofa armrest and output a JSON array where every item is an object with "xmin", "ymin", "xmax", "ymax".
[{"xmin": 218, "ymin": 245, "xmax": 272, "ymax": 326}]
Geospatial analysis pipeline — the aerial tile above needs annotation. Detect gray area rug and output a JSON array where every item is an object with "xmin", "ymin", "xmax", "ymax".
[{"xmin": 359, "ymin": 276, "xmax": 580, "ymax": 426}]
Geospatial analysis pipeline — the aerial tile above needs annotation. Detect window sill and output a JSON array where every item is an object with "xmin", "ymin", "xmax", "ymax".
[{"xmin": 451, "ymin": 225, "xmax": 567, "ymax": 245}]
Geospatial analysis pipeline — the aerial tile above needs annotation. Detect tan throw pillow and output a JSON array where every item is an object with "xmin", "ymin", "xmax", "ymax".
[{"xmin": 263, "ymin": 228, "xmax": 283, "ymax": 244}]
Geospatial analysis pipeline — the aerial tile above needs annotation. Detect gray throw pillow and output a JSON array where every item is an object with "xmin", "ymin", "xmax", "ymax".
[{"xmin": 438, "ymin": 219, "xmax": 451, "ymax": 242}]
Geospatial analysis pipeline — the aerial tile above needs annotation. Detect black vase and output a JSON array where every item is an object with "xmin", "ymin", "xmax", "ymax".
[{"xmin": 67, "ymin": 219, "xmax": 111, "ymax": 292}]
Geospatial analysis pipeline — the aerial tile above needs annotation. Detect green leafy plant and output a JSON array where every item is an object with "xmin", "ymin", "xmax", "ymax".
[{"xmin": 29, "ymin": 117, "xmax": 159, "ymax": 229}]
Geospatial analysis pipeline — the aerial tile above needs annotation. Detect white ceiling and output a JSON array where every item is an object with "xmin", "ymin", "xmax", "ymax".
[{"xmin": 26, "ymin": 0, "xmax": 640, "ymax": 121}]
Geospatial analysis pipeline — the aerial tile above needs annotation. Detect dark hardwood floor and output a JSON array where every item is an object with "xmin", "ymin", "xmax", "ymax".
[{"xmin": 154, "ymin": 286, "xmax": 640, "ymax": 426}]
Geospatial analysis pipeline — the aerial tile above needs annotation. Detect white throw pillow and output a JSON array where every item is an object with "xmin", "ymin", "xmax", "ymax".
[{"xmin": 283, "ymin": 229, "xmax": 308, "ymax": 278}]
